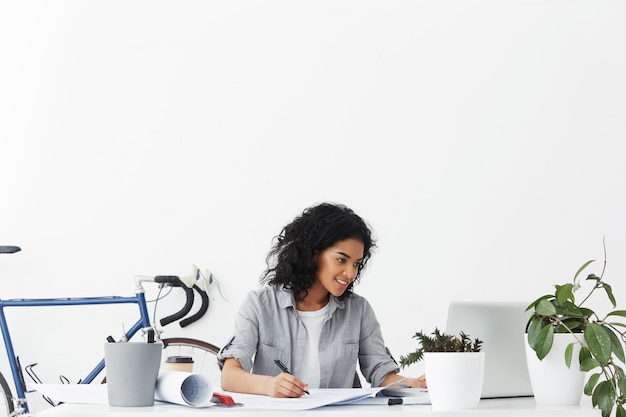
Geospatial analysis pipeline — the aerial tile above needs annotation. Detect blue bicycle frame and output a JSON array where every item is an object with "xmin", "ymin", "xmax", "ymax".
[
  {"xmin": 0, "ymin": 247, "xmax": 204, "ymax": 415},
  {"xmin": 0, "ymin": 291, "xmax": 151, "ymax": 414}
]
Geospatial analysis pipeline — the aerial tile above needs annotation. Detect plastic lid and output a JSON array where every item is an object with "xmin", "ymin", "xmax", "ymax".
[{"xmin": 166, "ymin": 355, "xmax": 194, "ymax": 364}]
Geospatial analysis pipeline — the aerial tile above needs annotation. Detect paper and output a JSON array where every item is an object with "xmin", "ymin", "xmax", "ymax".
[
  {"xmin": 380, "ymin": 387, "xmax": 429, "ymax": 397},
  {"xmin": 223, "ymin": 388, "xmax": 381, "ymax": 410},
  {"xmin": 223, "ymin": 383, "xmax": 428, "ymax": 410},
  {"xmin": 353, "ymin": 395, "xmax": 431, "ymax": 405},
  {"xmin": 219, "ymin": 379, "xmax": 429, "ymax": 410},
  {"xmin": 27, "ymin": 383, "xmax": 108, "ymax": 405},
  {"xmin": 29, "ymin": 370, "xmax": 215, "ymax": 408},
  {"xmin": 30, "ymin": 378, "xmax": 430, "ymax": 410},
  {"xmin": 155, "ymin": 370, "xmax": 213, "ymax": 407}
]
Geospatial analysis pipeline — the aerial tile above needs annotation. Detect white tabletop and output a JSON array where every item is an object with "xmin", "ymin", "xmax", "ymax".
[{"xmin": 36, "ymin": 397, "xmax": 600, "ymax": 416}]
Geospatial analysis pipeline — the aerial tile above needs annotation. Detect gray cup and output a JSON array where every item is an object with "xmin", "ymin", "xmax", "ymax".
[{"xmin": 104, "ymin": 342, "xmax": 162, "ymax": 406}]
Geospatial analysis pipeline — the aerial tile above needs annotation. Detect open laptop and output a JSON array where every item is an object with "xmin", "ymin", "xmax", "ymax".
[{"xmin": 445, "ymin": 301, "xmax": 534, "ymax": 398}]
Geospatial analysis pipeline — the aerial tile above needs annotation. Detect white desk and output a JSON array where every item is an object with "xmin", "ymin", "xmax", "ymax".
[{"xmin": 36, "ymin": 398, "xmax": 600, "ymax": 416}]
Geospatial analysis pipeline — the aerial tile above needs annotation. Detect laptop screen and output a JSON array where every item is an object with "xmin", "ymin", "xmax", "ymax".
[{"xmin": 445, "ymin": 301, "xmax": 534, "ymax": 398}]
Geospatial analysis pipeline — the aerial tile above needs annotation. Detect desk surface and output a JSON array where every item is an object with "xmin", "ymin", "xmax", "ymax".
[{"xmin": 36, "ymin": 397, "xmax": 600, "ymax": 416}]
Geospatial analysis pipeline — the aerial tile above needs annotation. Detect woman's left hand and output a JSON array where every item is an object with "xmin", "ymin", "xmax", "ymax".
[{"xmin": 405, "ymin": 374, "xmax": 427, "ymax": 388}]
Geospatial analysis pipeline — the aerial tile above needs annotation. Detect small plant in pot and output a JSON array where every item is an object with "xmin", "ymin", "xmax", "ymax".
[
  {"xmin": 526, "ymin": 250, "xmax": 626, "ymax": 417},
  {"xmin": 399, "ymin": 328, "xmax": 483, "ymax": 365},
  {"xmin": 400, "ymin": 328, "xmax": 484, "ymax": 410}
]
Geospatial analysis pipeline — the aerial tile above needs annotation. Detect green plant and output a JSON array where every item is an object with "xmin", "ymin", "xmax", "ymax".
[
  {"xmin": 526, "ymin": 250, "xmax": 626, "ymax": 417},
  {"xmin": 399, "ymin": 328, "xmax": 483, "ymax": 368}
]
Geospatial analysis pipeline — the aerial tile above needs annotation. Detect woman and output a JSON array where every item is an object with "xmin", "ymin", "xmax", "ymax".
[{"xmin": 218, "ymin": 202, "xmax": 426, "ymax": 397}]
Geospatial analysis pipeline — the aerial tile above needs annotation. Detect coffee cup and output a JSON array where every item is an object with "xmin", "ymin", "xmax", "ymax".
[{"xmin": 164, "ymin": 356, "xmax": 194, "ymax": 372}]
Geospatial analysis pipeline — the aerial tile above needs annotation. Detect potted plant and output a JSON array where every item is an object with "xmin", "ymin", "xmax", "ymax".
[
  {"xmin": 400, "ymin": 328, "xmax": 484, "ymax": 410},
  {"xmin": 526, "ymin": 248, "xmax": 626, "ymax": 417}
]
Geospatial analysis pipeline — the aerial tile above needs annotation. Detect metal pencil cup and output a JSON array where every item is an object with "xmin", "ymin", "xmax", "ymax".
[{"xmin": 104, "ymin": 342, "xmax": 162, "ymax": 406}]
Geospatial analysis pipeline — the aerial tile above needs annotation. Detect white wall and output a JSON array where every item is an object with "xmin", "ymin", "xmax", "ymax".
[{"xmin": 1, "ymin": 0, "xmax": 625, "ymax": 411}]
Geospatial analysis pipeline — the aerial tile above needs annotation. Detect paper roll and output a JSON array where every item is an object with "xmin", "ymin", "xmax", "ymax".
[{"xmin": 155, "ymin": 370, "xmax": 214, "ymax": 407}]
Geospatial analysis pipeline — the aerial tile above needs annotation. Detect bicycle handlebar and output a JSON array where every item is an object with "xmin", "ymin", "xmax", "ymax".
[
  {"xmin": 156, "ymin": 276, "xmax": 195, "ymax": 326},
  {"xmin": 180, "ymin": 284, "xmax": 210, "ymax": 328},
  {"xmin": 151, "ymin": 275, "xmax": 209, "ymax": 327},
  {"xmin": 1, "ymin": 247, "xmax": 210, "ymax": 327},
  {"xmin": 0, "ymin": 246, "xmax": 21, "ymax": 254}
]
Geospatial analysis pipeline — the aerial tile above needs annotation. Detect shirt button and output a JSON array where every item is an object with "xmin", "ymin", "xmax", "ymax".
[
  {"xmin": 319, "ymin": 345, "xmax": 325, "ymax": 351},
  {"xmin": 321, "ymin": 369, "xmax": 327, "ymax": 374}
]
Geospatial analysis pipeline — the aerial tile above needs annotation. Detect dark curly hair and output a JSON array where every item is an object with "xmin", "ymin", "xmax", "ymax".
[{"xmin": 260, "ymin": 203, "xmax": 376, "ymax": 300}]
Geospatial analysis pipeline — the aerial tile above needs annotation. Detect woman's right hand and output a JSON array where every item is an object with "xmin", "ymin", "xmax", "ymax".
[
  {"xmin": 267, "ymin": 372, "xmax": 309, "ymax": 398},
  {"xmin": 221, "ymin": 358, "xmax": 309, "ymax": 398}
]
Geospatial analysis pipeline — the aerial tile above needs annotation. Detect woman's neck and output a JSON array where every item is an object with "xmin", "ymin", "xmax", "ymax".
[{"xmin": 296, "ymin": 286, "xmax": 330, "ymax": 311}]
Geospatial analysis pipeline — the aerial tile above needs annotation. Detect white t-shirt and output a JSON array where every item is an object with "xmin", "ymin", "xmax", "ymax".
[{"xmin": 296, "ymin": 304, "xmax": 329, "ymax": 389}]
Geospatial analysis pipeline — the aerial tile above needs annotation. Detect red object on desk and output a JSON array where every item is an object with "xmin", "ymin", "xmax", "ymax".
[{"xmin": 211, "ymin": 392, "xmax": 237, "ymax": 406}]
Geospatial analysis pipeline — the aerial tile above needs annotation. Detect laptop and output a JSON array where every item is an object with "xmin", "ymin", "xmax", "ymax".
[{"xmin": 445, "ymin": 301, "xmax": 534, "ymax": 398}]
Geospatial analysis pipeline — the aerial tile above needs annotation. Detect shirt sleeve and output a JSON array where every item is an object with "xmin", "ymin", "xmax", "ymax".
[
  {"xmin": 217, "ymin": 290, "xmax": 261, "ymax": 372},
  {"xmin": 357, "ymin": 298, "xmax": 400, "ymax": 387}
]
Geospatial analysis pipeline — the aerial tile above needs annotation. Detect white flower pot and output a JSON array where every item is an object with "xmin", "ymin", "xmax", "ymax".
[
  {"xmin": 524, "ymin": 333, "xmax": 585, "ymax": 405},
  {"xmin": 424, "ymin": 352, "xmax": 485, "ymax": 411}
]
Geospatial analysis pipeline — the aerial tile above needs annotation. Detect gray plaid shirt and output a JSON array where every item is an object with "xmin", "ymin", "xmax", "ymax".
[{"xmin": 217, "ymin": 285, "xmax": 399, "ymax": 388}]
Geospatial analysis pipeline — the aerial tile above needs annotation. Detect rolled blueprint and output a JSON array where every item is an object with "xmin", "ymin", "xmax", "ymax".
[{"xmin": 154, "ymin": 370, "xmax": 214, "ymax": 407}]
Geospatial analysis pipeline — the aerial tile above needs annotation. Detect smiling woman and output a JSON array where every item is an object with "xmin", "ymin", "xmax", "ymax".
[
  {"xmin": 217, "ymin": 202, "xmax": 427, "ymax": 397},
  {"xmin": 309, "ymin": 238, "xmax": 365, "ymax": 302}
]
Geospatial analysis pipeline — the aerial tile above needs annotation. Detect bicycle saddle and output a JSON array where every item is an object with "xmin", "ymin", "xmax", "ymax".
[{"xmin": 0, "ymin": 246, "xmax": 21, "ymax": 254}]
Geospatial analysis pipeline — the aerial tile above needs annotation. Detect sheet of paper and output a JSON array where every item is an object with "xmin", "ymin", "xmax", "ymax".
[
  {"xmin": 30, "ymin": 378, "xmax": 429, "ymax": 410},
  {"xmin": 224, "ymin": 378, "xmax": 429, "ymax": 410},
  {"xmin": 27, "ymin": 383, "xmax": 108, "ymax": 405},
  {"xmin": 380, "ymin": 387, "xmax": 430, "ymax": 397},
  {"xmin": 357, "ymin": 389, "xmax": 431, "ymax": 405},
  {"xmin": 225, "ymin": 386, "xmax": 386, "ymax": 410},
  {"xmin": 29, "ymin": 370, "xmax": 215, "ymax": 408}
]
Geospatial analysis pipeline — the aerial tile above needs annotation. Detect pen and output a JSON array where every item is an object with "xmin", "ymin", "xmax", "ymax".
[{"xmin": 274, "ymin": 359, "xmax": 310, "ymax": 395}]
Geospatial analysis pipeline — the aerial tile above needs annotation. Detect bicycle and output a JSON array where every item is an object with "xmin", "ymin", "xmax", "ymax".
[{"xmin": 0, "ymin": 245, "xmax": 222, "ymax": 417}]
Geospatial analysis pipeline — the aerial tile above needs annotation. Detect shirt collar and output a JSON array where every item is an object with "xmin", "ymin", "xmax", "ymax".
[{"xmin": 275, "ymin": 286, "xmax": 346, "ymax": 312}]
